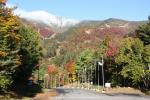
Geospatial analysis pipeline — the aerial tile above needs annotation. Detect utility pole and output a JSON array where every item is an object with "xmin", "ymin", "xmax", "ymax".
[
  {"xmin": 98, "ymin": 61, "xmax": 100, "ymax": 91},
  {"xmin": 90, "ymin": 65, "xmax": 93, "ymax": 90},
  {"xmin": 101, "ymin": 56, "xmax": 105, "ymax": 92},
  {"xmin": 116, "ymin": 65, "xmax": 118, "ymax": 86},
  {"xmin": 77, "ymin": 69, "xmax": 80, "ymax": 88},
  {"xmin": 94, "ymin": 61, "xmax": 97, "ymax": 91},
  {"xmin": 98, "ymin": 55, "xmax": 105, "ymax": 92}
]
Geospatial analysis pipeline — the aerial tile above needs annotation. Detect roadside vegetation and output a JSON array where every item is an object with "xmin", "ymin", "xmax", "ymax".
[{"xmin": 0, "ymin": 0, "xmax": 42, "ymax": 99}]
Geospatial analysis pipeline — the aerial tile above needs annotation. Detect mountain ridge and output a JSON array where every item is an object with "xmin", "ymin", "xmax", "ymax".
[{"xmin": 18, "ymin": 10, "xmax": 146, "ymax": 39}]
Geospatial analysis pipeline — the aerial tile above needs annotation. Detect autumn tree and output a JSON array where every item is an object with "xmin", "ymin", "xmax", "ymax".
[
  {"xmin": 0, "ymin": 0, "xmax": 21, "ymax": 91},
  {"xmin": 115, "ymin": 37, "xmax": 150, "ymax": 87},
  {"xmin": 100, "ymin": 33, "xmax": 121, "ymax": 85},
  {"xmin": 102, "ymin": 33, "xmax": 120, "ymax": 57},
  {"xmin": 47, "ymin": 65, "xmax": 58, "ymax": 74},
  {"xmin": 65, "ymin": 60, "xmax": 76, "ymax": 82},
  {"xmin": 47, "ymin": 65, "xmax": 58, "ymax": 87},
  {"xmin": 0, "ymin": 0, "xmax": 42, "ymax": 91}
]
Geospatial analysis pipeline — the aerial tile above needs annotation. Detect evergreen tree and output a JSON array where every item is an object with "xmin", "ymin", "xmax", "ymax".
[
  {"xmin": 13, "ymin": 25, "xmax": 42, "ymax": 83},
  {"xmin": 0, "ymin": 0, "xmax": 42, "ymax": 91},
  {"xmin": 0, "ymin": 0, "xmax": 21, "ymax": 91},
  {"xmin": 136, "ymin": 17, "xmax": 150, "ymax": 45}
]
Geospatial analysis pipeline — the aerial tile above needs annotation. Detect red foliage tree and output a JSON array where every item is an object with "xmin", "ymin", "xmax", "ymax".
[
  {"xmin": 105, "ymin": 46, "xmax": 118, "ymax": 57},
  {"xmin": 47, "ymin": 65, "xmax": 58, "ymax": 74},
  {"xmin": 105, "ymin": 37, "xmax": 120, "ymax": 57},
  {"xmin": 39, "ymin": 28, "xmax": 54, "ymax": 38}
]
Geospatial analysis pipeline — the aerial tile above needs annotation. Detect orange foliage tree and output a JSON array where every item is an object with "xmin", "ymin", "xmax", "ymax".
[
  {"xmin": 0, "ymin": 0, "xmax": 7, "ymax": 4},
  {"xmin": 47, "ymin": 65, "xmax": 58, "ymax": 74},
  {"xmin": 65, "ymin": 60, "xmax": 76, "ymax": 82}
]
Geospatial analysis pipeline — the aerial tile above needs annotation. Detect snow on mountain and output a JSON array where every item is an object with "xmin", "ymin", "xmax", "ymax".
[{"xmin": 14, "ymin": 9, "xmax": 80, "ymax": 28}]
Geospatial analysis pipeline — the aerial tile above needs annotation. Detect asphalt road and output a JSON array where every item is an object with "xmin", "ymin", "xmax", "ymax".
[{"xmin": 51, "ymin": 87, "xmax": 150, "ymax": 100}]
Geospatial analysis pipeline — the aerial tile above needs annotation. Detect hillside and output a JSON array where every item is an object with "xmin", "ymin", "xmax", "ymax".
[
  {"xmin": 37, "ymin": 18, "xmax": 146, "ymax": 62},
  {"xmin": 55, "ymin": 18, "xmax": 145, "ymax": 41},
  {"xmin": 20, "ymin": 11, "xmax": 145, "ymax": 40},
  {"xmin": 21, "ymin": 17, "xmax": 146, "ymax": 60}
]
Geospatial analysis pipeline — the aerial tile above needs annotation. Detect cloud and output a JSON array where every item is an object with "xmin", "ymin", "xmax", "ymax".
[
  {"xmin": 6, "ymin": 3, "xmax": 79, "ymax": 27},
  {"xmin": 14, "ymin": 9, "xmax": 79, "ymax": 27},
  {"xmin": 14, "ymin": 9, "xmax": 58, "ymax": 25}
]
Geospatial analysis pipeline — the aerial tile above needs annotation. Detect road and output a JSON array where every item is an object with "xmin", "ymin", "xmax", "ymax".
[{"xmin": 51, "ymin": 88, "xmax": 150, "ymax": 100}]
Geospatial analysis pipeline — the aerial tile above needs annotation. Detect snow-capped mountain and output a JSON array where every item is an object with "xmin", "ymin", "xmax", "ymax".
[{"xmin": 14, "ymin": 9, "xmax": 80, "ymax": 28}]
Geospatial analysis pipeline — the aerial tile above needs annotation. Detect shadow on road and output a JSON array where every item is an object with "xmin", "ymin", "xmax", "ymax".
[
  {"xmin": 55, "ymin": 88, "xmax": 71, "ymax": 95},
  {"xmin": 104, "ymin": 93, "xmax": 143, "ymax": 97}
]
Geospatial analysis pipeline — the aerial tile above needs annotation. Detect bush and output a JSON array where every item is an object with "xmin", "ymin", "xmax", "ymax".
[{"xmin": 0, "ymin": 75, "xmax": 12, "ymax": 91}]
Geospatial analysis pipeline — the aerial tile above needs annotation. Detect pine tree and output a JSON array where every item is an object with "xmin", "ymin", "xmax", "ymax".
[
  {"xmin": 0, "ymin": 0, "xmax": 21, "ymax": 90},
  {"xmin": 136, "ymin": 17, "xmax": 150, "ymax": 45}
]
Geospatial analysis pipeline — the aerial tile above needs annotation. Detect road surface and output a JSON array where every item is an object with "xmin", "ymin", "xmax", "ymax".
[{"xmin": 51, "ymin": 88, "xmax": 150, "ymax": 100}]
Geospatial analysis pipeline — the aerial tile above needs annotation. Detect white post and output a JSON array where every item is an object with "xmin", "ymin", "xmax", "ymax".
[
  {"xmin": 94, "ymin": 64, "xmax": 96, "ymax": 91},
  {"xmin": 98, "ymin": 62, "xmax": 100, "ymax": 91},
  {"xmin": 68, "ymin": 73, "xmax": 69, "ymax": 88},
  {"xmin": 77, "ymin": 71, "xmax": 79, "ymax": 88},
  {"xmin": 55, "ymin": 75, "xmax": 56, "ymax": 88},
  {"xmin": 98, "ymin": 55, "xmax": 105, "ymax": 92},
  {"xmin": 85, "ymin": 67, "xmax": 87, "ymax": 89},
  {"xmin": 102, "ymin": 56, "xmax": 105, "ymax": 92},
  {"xmin": 58, "ymin": 74, "xmax": 60, "ymax": 87},
  {"xmin": 90, "ymin": 65, "xmax": 92, "ymax": 90}
]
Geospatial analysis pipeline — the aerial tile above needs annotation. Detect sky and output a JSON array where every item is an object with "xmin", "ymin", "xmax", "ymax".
[{"xmin": 8, "ymin": 0, "xmax": 150, "ymax": 21}]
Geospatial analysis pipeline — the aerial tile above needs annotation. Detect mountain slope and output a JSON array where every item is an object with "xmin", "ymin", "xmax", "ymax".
[
  {"xmin": 55, "ymin": 18, "xmax": 145, "ymax": 41},
  {"xmin": 19, "ymin": 10, "xmax": 145, "ymax": 40},
  {"xmin": 21, "ymin": 15, "xmax": 146, "ymax": 64}
]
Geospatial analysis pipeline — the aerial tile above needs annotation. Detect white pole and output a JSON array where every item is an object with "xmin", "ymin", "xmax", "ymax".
[
  {"xmin": 98, "ymin": 61, "xmax": 100, "ymax": 91},
  {"xmin": 58, "ymin": 74, "xmax": 60, "ymax": 87},
  {"xmin": 81, "ymin": 68, "xmax": 84, "ymax": 89},
  {"xmin": 77, "ymin": 71, "xmax": 79, "ymax": 88},
  {"xmin": 72, "ymin": 74, "xmax": 74, "ymax": 88},
  {"xmin": 94, "ymin": 63, "xmax": 96, "ymax": 91},
  {"xmin": 102, "ymin": 55, "xmax": 105, "ymax": 92},
  {"xmin": 55, "ymin": 74, "xmax": 56, "ymax": 88},
  {"xmin": 68, "ymin": 73, "xmax": 70, "ymax": 88},
  {"xmin": 90, "ymin": 65, "xmax": 92, "ymax": 90},
  {"xmin": 63, "ymin": 74, "xmax": 65, "ymax": 87},
  {"xmin": 50, "ymin": 75, "xmax": 52, "ymax": 88},
  {"xmin": 85, "ymin": 67, "xmax": 87, "ymax": 89}
]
